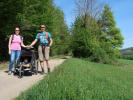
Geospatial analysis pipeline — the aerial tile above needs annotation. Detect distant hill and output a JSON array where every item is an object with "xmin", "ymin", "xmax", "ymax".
[
  {"xmin": 121, "ymin": 47, "xmax": 133, "ymax": 60},
  {"xmin": 121, "ymin": 47, "xmax": 133, "ymax": 55}
]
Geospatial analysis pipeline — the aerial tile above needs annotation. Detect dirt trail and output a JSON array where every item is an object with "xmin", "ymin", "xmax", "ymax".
[{"xmin": 0, "ymin": 59, "xmax": 65, "ymax": 100}]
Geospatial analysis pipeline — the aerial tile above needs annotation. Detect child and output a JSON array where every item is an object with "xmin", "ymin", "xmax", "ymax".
[{"xmin": 23, "ymin": 58, "xmax": 30, "ymax": 67}]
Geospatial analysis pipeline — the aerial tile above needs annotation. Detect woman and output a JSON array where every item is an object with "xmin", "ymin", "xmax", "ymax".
[{"xmin": 8, "ymin": 26, "xmax": 27, "ymax": 75}]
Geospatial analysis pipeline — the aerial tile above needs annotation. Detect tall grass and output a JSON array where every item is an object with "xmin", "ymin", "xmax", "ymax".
[{"xmin": 16, "ymin": 58, "xmax": 133, "ymax": 100}]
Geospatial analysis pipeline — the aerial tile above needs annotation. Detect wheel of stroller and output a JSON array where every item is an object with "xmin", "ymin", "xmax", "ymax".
[
  {"xmin": 32, "ymin": 58, "xmax": 38, "ymax": 75},
  {"xmin": 31, "ymin": 59, "xmax": 35, "ymax": 75},
  {"xmin": 35, "ymin": 60, "xmax": 38, "ymax": 75},
  {"xmin": 13, "ymin": 60, "xmax": 20, "ymax": 76},
  {"xmin": 19, "ymin": 65, "xmax": 23, "ymax": 78}
]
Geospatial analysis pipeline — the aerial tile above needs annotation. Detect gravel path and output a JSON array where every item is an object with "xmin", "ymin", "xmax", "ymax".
[{"xmin": 0, "ymin": 59, "xmax": 65, "ymax": 100}]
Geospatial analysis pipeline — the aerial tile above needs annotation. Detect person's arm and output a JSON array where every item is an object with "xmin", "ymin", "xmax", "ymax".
[
  {"xmin": 48, "ymin": 32, "xmax": 53, "ymax": 47},
  {"xmin": 49, "ymin": 38, "xmax": 53, "ymax": 47},
  {"xmin": 8, "ymin": 35, "xmax": 12, "ymax": 54},
  {"xmin": 29, "ymin": 33, "xmax": 38, "ymax": 47},
  {"xmin": 30, "ymin": 39, "xmax": 38, "ymax": 47},
  {"xmin": 21, "ymin": 40, "xmax": 27, "ymax": 48}
]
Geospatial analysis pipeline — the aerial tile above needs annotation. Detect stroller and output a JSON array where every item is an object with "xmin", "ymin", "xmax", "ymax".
[{"xmin": 14, "ymin": 47, "xmax": 38, "ymax": 78}]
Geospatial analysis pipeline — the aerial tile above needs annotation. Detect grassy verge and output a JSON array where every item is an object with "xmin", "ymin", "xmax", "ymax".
[
  {"xmin": 0, "ymin": 62, "xmax": 8, "ymax": 70},
  {"xmin": 16, "ymin": 58, "xmax": 133, "ymax": 100},
  {"xmin": 50, "ymin": 55, "xmax": 71, "ymax": 59}
]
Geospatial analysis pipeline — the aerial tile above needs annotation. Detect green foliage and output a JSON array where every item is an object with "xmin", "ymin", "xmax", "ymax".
[
  {"xmin": 0, "ymin": 0, "xmax": 23, "ymax": 33},
  {"xmin": 71, "ymin": 16, "xmax": 109, "ymax": 63},
  {"xmin": 71, "ymin": 4, "xmax": 124, "ymax": 64},
  {"xmin": 99, "ymin": 5, "xmax": 124, "ymax": 55},
  {"xmin": 0, "ymin": 0, "xmax": 24, "ymax": 60},
  {"xmin": 16, "ymin": 58, "xmax": 133, "ymax": 100},
  {"xmin": 121, "ymin": 55, "xmax": 133, "ymax": 60},
  {"xmin": 0, "ymin": 0, "xmax": 70, "ymax": 61}
]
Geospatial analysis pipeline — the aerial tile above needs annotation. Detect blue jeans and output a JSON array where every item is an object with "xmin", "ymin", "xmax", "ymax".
[{"xmin": 9, "ymin": 50, "xmax": 21, "ymax": 71}]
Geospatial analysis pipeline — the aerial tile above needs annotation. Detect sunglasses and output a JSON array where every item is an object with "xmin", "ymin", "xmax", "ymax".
[
  {"xmin": 41, "ymin": 27, "xmax": 45, "ymax": 28},
  {"xmin": 15, "ymin": 30, "xmax": 20, "ymax": 31}
]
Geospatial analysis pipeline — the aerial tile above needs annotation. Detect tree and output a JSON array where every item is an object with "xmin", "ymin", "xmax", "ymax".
[
  {"xmin": 71, "ymin": 16, "xmax": 106, "ymax": 62},
  {"xmin": 50, "ymin": 7, "xmax": 70, "ymax": 55},
  {"xmin": 0, "ymin": 0, "xmax": 69, "ymax": 61},
  {"xmin": 98, "ymin": 5, "xmax": 124, "ymax": 58},
  {"xmin": 0, "ymin": 0, "xmax": 23, "ymax": 60},
  {"xmin": 75, "ymin": 0, "xmax": 103, "ymax": 28},
  {"xmin": 71, "ymin": 1, "xmax": 124, "ymax": 63},
  {"xmin": 17, "ymin": 0, "xmax": 70, "ymax": 56},
  {"xmin": 71, "ymin": 0, "xmax": 105, "ymax": 62}
]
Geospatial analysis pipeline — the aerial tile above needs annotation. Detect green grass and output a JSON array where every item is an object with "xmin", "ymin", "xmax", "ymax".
[{"xmin": 16, "ymin": 58, "xmax": 133, "ymax": 100}]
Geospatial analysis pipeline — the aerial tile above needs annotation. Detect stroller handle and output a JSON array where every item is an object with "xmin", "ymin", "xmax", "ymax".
[{"xmin": 22, "ymin": 46, "xmax": 34, "ymax": 50}]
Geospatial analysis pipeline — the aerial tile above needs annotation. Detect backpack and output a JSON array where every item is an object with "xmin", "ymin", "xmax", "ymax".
[{"xmin": 38, "ymin": 32, "xmax": 50, "ymax": 45}]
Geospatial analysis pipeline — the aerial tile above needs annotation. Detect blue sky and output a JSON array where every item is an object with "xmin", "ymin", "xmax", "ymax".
[{"xmin": 54, "ymin": 0, "xmax": 133, "ymax": 49}]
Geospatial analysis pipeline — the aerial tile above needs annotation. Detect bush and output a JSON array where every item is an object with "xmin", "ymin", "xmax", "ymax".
[
  {"xmin": 71, "ymin": 27, "xmax": 114, "ymax": 64},
  {"xmin": 121, "ymin": 55, "xmax": 133, "ymax": 60}
]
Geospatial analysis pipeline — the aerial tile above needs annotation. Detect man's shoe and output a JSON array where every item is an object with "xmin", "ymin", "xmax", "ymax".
[
  {"xmin": 48, "ymin": 68, "xmax": 51, "ymax": 73},
  {"xmin": 41, "ymin": 68, "xmax": 44, "ymax": 75}
]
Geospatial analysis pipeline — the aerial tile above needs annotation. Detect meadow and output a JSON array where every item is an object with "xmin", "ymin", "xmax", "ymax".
[{"xmin": 16, "ymin": 58, "xmax": 133, "ymax": 100}]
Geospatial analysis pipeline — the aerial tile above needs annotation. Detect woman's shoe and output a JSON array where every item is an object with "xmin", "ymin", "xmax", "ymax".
[{"xmin": 8, "ymin": 71, "xmax": 12, "ymax": 75}]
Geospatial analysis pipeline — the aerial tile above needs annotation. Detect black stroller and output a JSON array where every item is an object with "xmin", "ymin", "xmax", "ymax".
[{"xmin": 14, "ymin": 47, "xmax": 38, "ymax": 78}]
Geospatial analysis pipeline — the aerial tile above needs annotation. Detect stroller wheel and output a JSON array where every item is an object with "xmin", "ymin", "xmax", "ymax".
[
  {"xmin": 19, "ymin": 65, "xmax": 23, "ymax": 78},
  {"xmin": 18, "ymin": 75, "xmax": 22, "ymax": 78},
  {"xmin": 35, "ymin": 60, "xmax": 38, "ymax": 75},
  {"xmin": 13, "ymin": 71, "xmax": 17, "ymax": 76},
  {"xmin": 31, "ymin": 59, "xmax": 38, "ymax": 75}
]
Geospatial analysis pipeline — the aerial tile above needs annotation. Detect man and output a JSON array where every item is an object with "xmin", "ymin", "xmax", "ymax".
[{"xmin": 30, "ymin": 24, "xmax": 53, "ymax": 74}]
